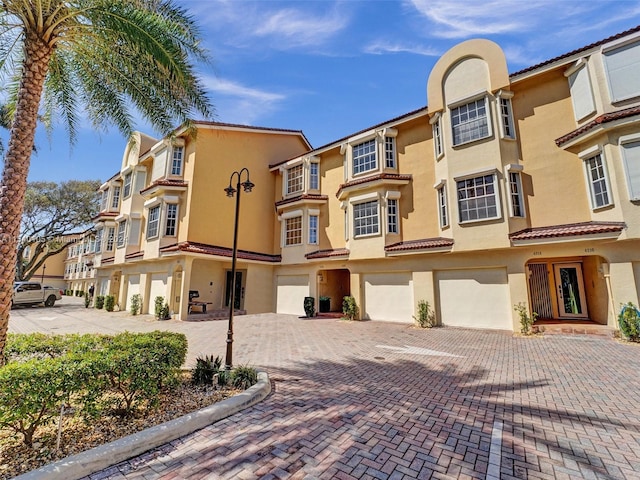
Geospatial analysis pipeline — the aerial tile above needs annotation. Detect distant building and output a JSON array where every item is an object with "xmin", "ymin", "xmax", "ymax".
[{"xmin": 92, "ymin": 26, "xmax": 640, "ymax": 330}]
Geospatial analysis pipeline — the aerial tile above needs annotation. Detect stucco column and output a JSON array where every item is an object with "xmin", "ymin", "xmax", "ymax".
[
  {"xmin": 508, "ymin": 269, "xmax": 529, "ymax": 332},
  {"xmin": 412, "ymin": 270, "xmax": 435, "ymax": 322},
  {"xmin": 607, "ymin": 261, "xmax": 639, "ymax": 327},
  {"xmin": 350, "ymin": 272, "xmax": 363, "ymax": 320},
  {"xmin": 178, "ymin": 257, "xmax": 194, "ymax": 321}
]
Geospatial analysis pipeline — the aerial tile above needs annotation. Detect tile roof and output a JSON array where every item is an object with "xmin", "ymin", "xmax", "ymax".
[
  {"xmin": 384, "ymin": 237, "xmax": 454, "ymax": 252},
  {"xmin": 140, "ymin": 179, "xmax": 188, "ymax": 195},
  {"xmin": 555, "ymin": 106, "xmax": 640, "ymax": 146},
  {"xmin": 159, "ymin": 241, "xmax": 281, "ymax": 263},
  {"xmin": 336, "ymin": 173, "xmax": 412, "ymax": 197},
  {"xmin": 101, "ymin": 256, "xmax": 115, "ymax": 264},
  {"xmin": 125, "ymin": 251, "xmax": 144, "ymax": 260},
  {"xmin": 275, "ymin": 194, "xmax": 329, "ymax": 208},
  {"xmin": 509, "ymin": 221, "xmax": 626, "ymax": 241},
  {"xmin": 305, "ymin": 248, "xmax": 350, "ymax": 259},
  {"xmin": 510, "ymin": 25, "xmax": 640, "ymax": 78},
  {"xmin": 92, "ymin": 211, "xmax": 118, "ymax": 221}
]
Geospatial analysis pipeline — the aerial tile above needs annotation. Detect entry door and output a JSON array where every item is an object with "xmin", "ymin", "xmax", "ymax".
[
  {"xmin": 225, "ymin": 271, "xmax": 243, "ymax": 309},
  {"xmin": 553, "ymin": 263, "xmax": 588, "ymax": 318}
]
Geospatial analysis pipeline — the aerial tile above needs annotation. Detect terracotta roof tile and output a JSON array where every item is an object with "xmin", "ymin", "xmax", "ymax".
[
  {"xmin": 101, "ymin": 256, "xmax": 115, "ymax": 264},
  {"xmin": 275, "ymin": 194, "xmax": 328, "ymax": 208},
  {"xmin": 125, "ymin": 251, "xmax": 144, "ymax": 260},
  {"xmin": 511, "ymin": 25, "xmax": 640, "ymax": 78},
  {"xmin": 337, "ymin": 173, "xmax": 412, "ymax": 197},
  {"xmin": 159, "ymin": 241, "xmax": 281, "ymax": 263},
  {"xmin": 509, "ymin": 221, "xmax": 626, "ymax": 241},
  {"xmin": 555, "ymin": 106, "xmax": 640, "ymax": 146},
  {"xmin": 385, "ymin": 237, "xmax": 454, "ymax": 252},
  {"xmin": 305, "ymin": 248, "xmax": 350, "ymax": 259},
  {"xmin": 92, "ymin": 211, "xmax": 118, "ymax": 221},
  {"xmin": 140, "ymin": 179, "xmax": 188, "ymax": 195}
]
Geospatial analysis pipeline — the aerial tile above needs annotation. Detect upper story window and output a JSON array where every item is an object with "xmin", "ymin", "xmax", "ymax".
[
  {"xmin": 385, "ymin": 137, "xmax": 396, "ymax": 168},
  {"xmin": 499, "ymin": 97, "xmax": 516, "ymax": 139},
  {"xmin": 116, "ymin": 221, "xmax": 127, "ymax": 248},
  {"xmin": 437, "ymin": 184, "xmax": 449, "ymax": 228},
  {"xmin": 308, "ymin": 214, "xmax": 318, "ymax": 244},
  {"xmin": 603, "ymin": 40, "xmax": 640, "ymax": 103},
  {"xmin": 387, "ymin": 198, "xmax": 398, "ymax": 234},
  {"xmin": 508, "ymin": 172, "xmax": 525, "ymax": 217},
  {"xmin": 584, "ymin": 153, "xmax": 612, "ymax": 209},
  {"xmin": 353, "ymin": 139, "xmax": 377, "ymax": 175},
  {"xmin": 353, "ymin": 200, "xmax": 379, "ymax": 237},
  {"xmin": 95, "ymin": 229, "xmax": 103, "ymax": 253},
  {"xmin": 309, "ymin": 162, "xmax": 319, "ymax": 190},
  {"xmin": 620, "ymin": 137, "xmax": 640, "ymax": 201},
  {"xmin": 165, "ymin": 204, "xmax": 178, "ymax": 236},
  {"xmin": 106, "ymin": 227, "xmax": 115, "ymax": 251},
  {"xmin": 123, "ymin": 172, "xmax": 133, "ymax": 198},
  {"xmin": 432, "ymin": 116, "xmax": 443, "ymax": 158},
  {"xmin": 100, "ymin": 190, "xmax": 108, "ymax": 211},
  {"xmin": 451, "ymin": 97, "xmax": 490, "ymax": 146},
  {"xmin": 457, "ymin": 174, "xmax": 500, "ymax": 223},
  {"xmin": 147, "ymin": 205, "xmax": 160, "ymax": 239},
  {"xmin": 285, "ymin": 216, "xmax": 302, "ymax": 246},
  {"xmin": 111, "ymin": 186, "xmax": 121, "ymax": 210},
  {"xmin": 171, "ymin": 146, "xmax": 184, "ymax": 175},
  {"xmin": 286, "ymin": 164, "xmax": 304, "ymax": 195}
]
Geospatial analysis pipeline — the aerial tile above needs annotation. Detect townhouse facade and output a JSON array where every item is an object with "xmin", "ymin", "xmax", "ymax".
[
  {"xmin": 64, "ymin": 230, "xmax": 96, "ymax": 294},
  {"xmin": 92, "ymin": 26, "xmax": 640, "ymax": 331}
]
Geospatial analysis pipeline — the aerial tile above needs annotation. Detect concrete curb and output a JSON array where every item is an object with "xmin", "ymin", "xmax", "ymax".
[{"xmin": 15, "ymin": 371, "xmax": 271, "ymax": 480}]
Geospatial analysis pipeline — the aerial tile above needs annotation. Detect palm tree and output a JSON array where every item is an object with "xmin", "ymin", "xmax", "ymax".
[{"xmin": 0, "ymin": 0, "xmax": 212, "ymax": 362}]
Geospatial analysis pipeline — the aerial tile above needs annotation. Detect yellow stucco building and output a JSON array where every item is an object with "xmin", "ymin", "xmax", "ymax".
[{"xmin": 92, "ymin": 26, "xmax": 640, "ymax": 331}]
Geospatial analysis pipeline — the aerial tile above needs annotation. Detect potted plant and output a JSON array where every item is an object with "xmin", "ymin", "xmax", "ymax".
[{"xmin": 319, "ymin": 296, "xmax": 331, "ymax": 313}]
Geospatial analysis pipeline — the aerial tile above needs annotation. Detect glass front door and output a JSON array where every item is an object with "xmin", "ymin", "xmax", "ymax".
[{"xmin": 553, "ymin": 263, "xmax": 588, "ymax": 318}]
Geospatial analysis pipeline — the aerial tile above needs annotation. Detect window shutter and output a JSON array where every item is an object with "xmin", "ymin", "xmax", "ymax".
[
  {"xmin": 604, "ymin": 42, "xmax": 640, "ymax": 102},
  {"xmin": 622, "ymin": 141, "xmax": 640, "ymax": 200},
  {"xmin": 568, "ymin": 66, "xmax": 595, "ymax": 120}
]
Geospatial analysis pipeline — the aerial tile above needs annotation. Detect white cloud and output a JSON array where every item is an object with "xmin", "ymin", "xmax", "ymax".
[
  {"xmin": 254, "ymin": 8, "xmax": 348, "ymax": 48},
  {"xmin": 365, "ymin": 40, "xmax": 440, "ymax": 57}
]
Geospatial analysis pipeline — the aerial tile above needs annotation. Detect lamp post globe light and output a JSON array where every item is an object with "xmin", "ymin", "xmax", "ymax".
[{"xmin": 224, "ymin": 168, "xmax": 254, "ymax": 370}]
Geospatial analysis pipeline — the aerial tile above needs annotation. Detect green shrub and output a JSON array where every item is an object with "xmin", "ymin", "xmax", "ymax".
[
  {"xmin": 104, "ymin": 295, "xmax": 115, "ymax": 312},
  {"xmin": 6, "ymin": 333, "xmax": 109, "ymax": 362},
  {"xmin": 342, "ymin": 295, "xmax": 359, "ymax": 321},
  {"xmin": 84, "ymin": 292, "xmax": 90, "ymax": 308},
  {"xmin": 413, "ymin": 299, "xmax": 436, "ymax": 328},
  {"xmin": 230, "ymin": 365, "xmax": 258, "ymax": 390},
  {"xmin": 618, "ymin": 302, "xmax": 640, "ymax": 342},
  {"xmin": 95, "ymin": 295, "xmax": 105, "ymax": 309},
  {"xmin": 191, "ymin": 354, "xmax": 222, "ymax": 386},
  {"xmin": 303, "ymin": 296, "xmax": 315, "ymax": 317},
  {"xmin": 130, "ymin": 294, "xmax": 142, "ymax": 315},
  {"xmin": 514, "ymin": 302, "xmax": 538, "ymax": 335},
  {"xmin": 154, "ymin": 296, "xmax": 166, "ymax": 318}
]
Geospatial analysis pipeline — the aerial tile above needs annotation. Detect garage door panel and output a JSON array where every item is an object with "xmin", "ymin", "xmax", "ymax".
[
  {"xmin": 276, "ymin": 275, "xmax": 309, "ymax": 315},
  {"xmin": 364, "ymin": 273, "xmax": 413, "ymax": 323},
  {"xmin": 437, "ymin": 268, "xmax": 511, "ymax": 330}
]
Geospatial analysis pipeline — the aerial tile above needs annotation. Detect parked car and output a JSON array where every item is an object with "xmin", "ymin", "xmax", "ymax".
[{"xmin": 12, "ymin": 282, "xmax": 62, "ymax": 308}]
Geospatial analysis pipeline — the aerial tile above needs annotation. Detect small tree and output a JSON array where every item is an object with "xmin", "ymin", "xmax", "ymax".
[
  {"xmin": 104, "ymin": 295, "xmax": 115, "ymax": 312},
  {"xmin": 154, "ymin": 296, "xmax": 165, "ymax": 318},
  {"xmin": 618, "ymin": 302, "xmax": 640, "ymax": 342},
  {"xmin": 413, "ymin": 300, "xmax": 436, "ymax": 328},
  {"xmin": 514, "ymin": 302, "xmax": 538, "ymax": 335},
  {"xmin": 130, "ymin": 294, "xmax": 142, "ymax": 315},
  {"xmin": 342, "ymin": 296, "xmax": 359, "ymax": 321},
  {"xmin": 95, "ymin": 295, "xmax": 105, "ymax": 310}
]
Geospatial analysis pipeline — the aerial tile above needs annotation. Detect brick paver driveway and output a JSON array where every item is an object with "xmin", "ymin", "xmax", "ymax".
[{"xmin": 10, "ymin": 300, "xmax": 640, "ymax": 479}]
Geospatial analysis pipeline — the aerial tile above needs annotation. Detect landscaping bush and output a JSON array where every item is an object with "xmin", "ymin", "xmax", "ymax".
[
  {"xmin": 342, "ymin": 295, "xmax": 359, "ymax": 321},
  {"xmin": 192, "ymin": 354, "xmax": 222, "ymax": 386},
  {"xmin": 230, "ymin": 365, "xmax": 258, "ymax": 389},
  {"xmin": 303, "ymin": 296, "xmax": 315, "ymax": 317},
  {"xmin": 514, "ymin": 302, "xmax": 538, "ymax": 335},
  {"xmin": 104, "ymin": 295, "xmax": 115, "ymax": 312},
  {"xmin": 413, "ymin": 299, "xmax": 436, "ymax": 328},
  {"xmin": 84, "ymin": 292, "xmax": 90, "ymax": 308},
  {"xmin": 618, "ymin": 302, "xmax": 640, "ymax": 342},
  {"xmin": 130, "ymin": 294, "xmax": 142, "ymax": 315},
  {"xmin": 154, "ymin": 296, "xmax": 165, "ymax": 318},
  {"xmin": 95, "ymin": 295, "xmax": 105, "ymax": 309}
]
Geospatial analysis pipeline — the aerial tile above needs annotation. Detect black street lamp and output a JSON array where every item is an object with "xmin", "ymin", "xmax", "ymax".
[{"xmin": 224, "ymin": 168, "xmax": 254, "ymax": 370}]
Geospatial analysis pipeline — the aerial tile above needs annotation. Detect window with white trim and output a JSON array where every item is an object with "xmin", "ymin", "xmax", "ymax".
[
  {"xmin": 387, "ymin": 199, "xmax": 398, "ymax": 234},
  {"xmin": 499, "ymin": 97, "xmax": 515, "ymax": 139},
  {"xmin": 95, "ymin": 229, "xmax": 103, "ymax": 253},
  {"xmin": 116, "ymin": 221, "xmax": 127, "ymax": 248},
  {"xmin": 111, "ymin": 186, "xmax": 121, "ymax": 209},
  {"xmin": 433, "ymin": 117, "xmax": 443, "ymax": 158},
  {"xmin": 508, "ymin": 172, "xmax": 525, "ymax": 217},
  {"xmin": 165, "ymin": 204, "xmax": 178, "ymax": 236},
  {"xmin": 106, "ymin": 227, "xmax": 115, "ymax": 251},
  {"xmin": 457, "ymin": 174, "xmax": 499, "ymax": 222},
  {"xmin": 437, "ymin": 185, "xmax": 449, "ymax": 228},
  {"xmin": 308, "ymin": 214, "xmax": 318, "ymax": 244},
  {"xmin": 584, "ymin": 154, "xmax": 612, "ymax": 209},
  {"xmin": 285, "ymin": 216, "xmax": 302, "ymax": 245},
  {"xmin": 100, "ymin": 190, "xmax": 108, "ymax": 211},
  {"xmin": 385, "ymin": 137, "xmax": 396, "ymax": 168},
  {"xmin": 620, "ymin": 140, "xmax": 640, "ymax": 200},
  {"xmin": 353, "ymin": 200, "xmax": 379, "ymax": 237},
  {"xmin": 309, "ymin": 162, "xmax": 319, "ymax": 190},
  {"xmin": 451, "ymin": 98, "xmax": 490, "ymax": 146},
  {"xmin": 147, "ymin": 205, "xmax": 160, "ymax": 239},
  {"xmin": 171, "ymin": 146, "xmax": 184, "ymax": 175},
  {"xmin": 353, "ymin": 139, "xmax": 377, "ymax": 175},
  {"xmin": 286, "ymin": 164, "xmax": 304, "ymax": 195},
  {"xmin": 603, "ymin": 41, "xmax": 640, "ymax": 103},
  {"xmin": 123, "ymin": 172, "xmax": 132, "ymax": 198}
]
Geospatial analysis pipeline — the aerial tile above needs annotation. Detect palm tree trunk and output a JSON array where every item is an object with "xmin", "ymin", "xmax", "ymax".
[{"xmin": 0, "ymin": 33, "xmax": 53, "ymax": 364}]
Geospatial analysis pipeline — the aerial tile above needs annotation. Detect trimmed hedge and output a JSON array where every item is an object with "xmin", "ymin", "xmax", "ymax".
[{"xmin": 1, "ymin": 331, "xmax": 187, "ymax": 446}]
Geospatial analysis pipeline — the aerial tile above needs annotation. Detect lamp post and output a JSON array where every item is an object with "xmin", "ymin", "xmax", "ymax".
[{"xmin": 224, "ymin": 168, "xmax": 254, "ymax": 370}]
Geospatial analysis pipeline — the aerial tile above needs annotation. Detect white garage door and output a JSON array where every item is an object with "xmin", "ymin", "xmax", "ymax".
[
  {"xmin": 127, "ymin": 275, "xmax": 140, "ymax": 301},
  {"xmin": 276, "ymin": 275, "xmax": 309, "ymax": 315},
  {"xmin": 364, "ymin": 273, "xmax": 414, "ymax": 323},
  {"xmin": 149, "ymin": 273, "xmax": 168, "ymax": 305},
  {"xmin": 437, "ymin": 268, "xmax": 511, "ymax": 330}
]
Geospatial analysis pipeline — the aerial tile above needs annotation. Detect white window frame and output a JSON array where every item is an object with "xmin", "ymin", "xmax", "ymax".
[
  {"xmin": 106, "ymin": 227, "xmax": 115, "ymax": 251},
  {"xmin": 450, "ymin": 96, "xmax": 491, "ymax": 146},
  {"xmin": 353, "ymin": 199, "xmax": 380, "ymax": 237},
  {"xmin": 505, "ymin": 165, "xmax": 525, "ymax": 218},
  {"xmin": 123, "ymin": 172, "xmax": 133, "ymax": 198},
  {"xmin": 147, "ymin": 205, "xmax": 161, "ymax": 239},
  {"xmin": 579, "ymin": 146, "xmax": 613, "ymax": 210},
  {"xmin": 385, "ymin": 136, "xmax": 396, "ymax": 169},
  {"xmin": 620, "ymin": 134, "xmax": 640, "ymax": 201},
  {"xmin": 286, "ymin": 164, "xmax": 304, "ymax": 195},
  {"xmin": 352, "ymin": 139, "xmax": 377, "ymax": 175},
  {"xmin": 171, "ymin": 146, "xmax": 184, "ymax": 176},
  {"xmin": 387, "ymin": 198, "xmax": 398, "ymax": 234},
  {"xmin": 111, "ymin": 186, "xmax": 121, "ymax": 210},
  {"xmin": 431, "ymin": 114, "xmax": 444, "ymax": 159},
  {"xmin": 308, "ymin": 213, "xmax": 318, "ymax": 244},
  {"xmin": 435, "ymin": 181, "xmax": 449, "ymax": 228},
  {"xmin": 284, "ymin": 215, "xmax": 303, "ymax": 246},
  {"xmin": 100, "ymin": 190, "xmax": 108, "ymax": 211},
  {"xmin": 456, "ymin": 172, "xmax": 501, "ymax": 223},
  {"xmin": 309, "ymin": 162, "xmax": 319, "ymax": 190},
  {"xmin": 165, "ymin": 204, "xmax": 178, "ymax": 237},
  {"xmin": 116, "ymin": 221, "xmax": 127, "ymax": 248},
  {"xmin": 94, "ymin": 230, "xmax": 103, "ymax": 253},
  {"xmin": 497, "ymin": 91, "xmax": 516, "ymax": 139}
]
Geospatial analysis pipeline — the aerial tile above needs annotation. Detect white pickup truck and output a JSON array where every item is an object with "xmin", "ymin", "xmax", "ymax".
[{"xmin": 12, "ymin": 281, "xmax": 62, "ymax": 308}]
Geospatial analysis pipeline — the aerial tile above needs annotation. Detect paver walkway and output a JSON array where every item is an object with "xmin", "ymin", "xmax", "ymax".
[{"xmin": 9, "ymin": 302, "xmax": 640, "ymax": 479}]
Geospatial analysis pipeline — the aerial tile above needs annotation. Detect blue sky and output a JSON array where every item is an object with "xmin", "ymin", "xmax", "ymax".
[{"xmin": 18, "ymin": 0, "xmax": 640, "ymax": 183}]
